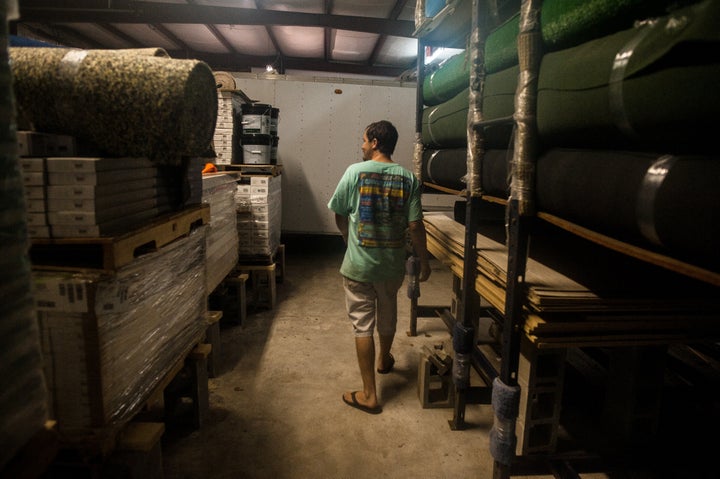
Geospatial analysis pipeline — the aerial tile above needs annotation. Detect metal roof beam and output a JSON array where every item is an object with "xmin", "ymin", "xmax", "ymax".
[{"xmin": 17, "ymin": 2, "xmax": 416, "ymax": 37}]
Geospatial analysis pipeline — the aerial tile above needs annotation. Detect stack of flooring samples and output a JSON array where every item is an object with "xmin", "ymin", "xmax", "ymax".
[{"xmin": 45, "ymin": 157, "xmax": 160, "ymax": 238}]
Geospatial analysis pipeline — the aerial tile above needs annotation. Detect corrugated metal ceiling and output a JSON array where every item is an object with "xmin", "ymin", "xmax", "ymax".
[{"xmin": 13, "ymin": 0, "xmax": 427, "ymax": 78}]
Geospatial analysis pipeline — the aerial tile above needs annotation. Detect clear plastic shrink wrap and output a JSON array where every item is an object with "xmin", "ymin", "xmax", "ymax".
[
  {"xmin": 202, "ymin": 173, "xmax": 239, "ymax": 292},
  {"xmin": 34, "ymin": 226, "xmax": 208, "ymax": 433}
]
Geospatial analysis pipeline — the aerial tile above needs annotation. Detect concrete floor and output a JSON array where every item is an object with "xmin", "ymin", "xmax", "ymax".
[
  {"xmin": 161, "ymin": 236, "xmax": 509, "ymax": 479},
  {"xmin": 159, "ymin": 237, "xmax": 713, "ymax": 479}
]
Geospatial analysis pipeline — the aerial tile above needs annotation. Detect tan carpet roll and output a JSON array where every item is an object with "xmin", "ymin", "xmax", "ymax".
[
  {"xmin": 213, "ymin": 70, "xmax": 236, "ymax": 91},
  {"xmin": 10, "ymin": 47, "xmax": 218, "ymax": 165}
]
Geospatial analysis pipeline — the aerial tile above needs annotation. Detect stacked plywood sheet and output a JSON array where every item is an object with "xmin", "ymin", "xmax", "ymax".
[{"xmin": 424, "ymin": 212, "xmax": 720, "ymax": 347}]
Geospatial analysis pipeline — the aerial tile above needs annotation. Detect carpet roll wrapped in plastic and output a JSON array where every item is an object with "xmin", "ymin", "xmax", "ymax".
[
  {"xmin": 10, "ymin": 47, "xmax": 218, "ymax": 165},
  {"xmin": 421, "ymin": 66, "xmax": 517, "ymax": 149},
  {"xmin": 423, "ymin": 49, "xmax": 470, "ymax": 106},
  {"xmin": 422, "ymin": 147, "xmax": 510, "ymax": 197},
  {"xmin": 537, "ymin": 0, "xmax": 720, "ymax": 152},
  {"xmin": 536, "ymin": 149, "xmax": 720, "ymax": 269},
  {"xmin": 483, "ymin": 0, "xmax": 693, "ymax": 74}
]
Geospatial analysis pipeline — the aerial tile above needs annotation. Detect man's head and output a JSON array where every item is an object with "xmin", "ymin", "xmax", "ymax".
[{"xmin": 362, "ymin": 120, "xmax": 398, "ymax": 160}]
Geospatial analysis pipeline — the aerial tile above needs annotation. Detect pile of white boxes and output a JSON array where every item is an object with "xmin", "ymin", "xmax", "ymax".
[
  {"xmin": 212, "ymin": 91, "xmax": 238, "ymax": 166},
  {"xmin": 235, "ymin": 174, "xmax": 282, "ymax": 257}
]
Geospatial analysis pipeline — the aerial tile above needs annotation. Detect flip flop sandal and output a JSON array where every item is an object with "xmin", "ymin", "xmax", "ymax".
[
  {"xmin": 377, "ymin": 353, "xmax": 395, "ymax": 374},
  {"xmin": 342, "ymin": 391, "xmax": 382, "ymax": 415}
]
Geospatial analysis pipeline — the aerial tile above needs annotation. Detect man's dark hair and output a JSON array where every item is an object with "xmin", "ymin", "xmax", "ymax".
[{"xmin": 365, "ymin": 120, "xmax": 398, "ymax": 156}]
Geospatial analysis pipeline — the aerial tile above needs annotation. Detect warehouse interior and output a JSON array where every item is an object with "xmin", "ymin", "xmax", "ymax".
[{"xmin": 2, "ymin": 1, "xmax": 720, "ymax": 479}]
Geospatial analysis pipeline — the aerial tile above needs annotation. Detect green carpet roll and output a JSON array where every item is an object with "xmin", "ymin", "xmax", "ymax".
[
  {"xmin": 483, "ymin": 0, "xmax": 692, "ymax": 74},
  {"xmin": 537, "ymin": 0, "xmax": 720, "ymax": 151},
  {"xmin": 423, "ymin": 49, "xmax": 470, "ymax": 106},
  {"xmin": 10, "ymin": 47, "xmax": 218, "ymax": 165},
  {"xmin": 422, "ymin": 65, "xmax": 517, "ymax": 149},
  {"xmin": 422, "ymin": 147, "xmax": 510, "ymax": 196},
  {"xmin": 536, "ymin": 149, "xmax": 720, "ymax": 270}
]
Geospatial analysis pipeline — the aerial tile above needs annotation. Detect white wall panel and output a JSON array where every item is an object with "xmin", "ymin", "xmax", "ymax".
[{"xmin": 232, "ymin": 74, "xmax": 416, "ymax": 234}]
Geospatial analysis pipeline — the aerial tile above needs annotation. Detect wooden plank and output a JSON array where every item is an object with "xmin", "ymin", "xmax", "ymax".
[
  {"xmin": 538, "ymin": 212, "xmax": 720, "ymax": 288},
  {"xmin": 425, "ymin": 212, "xmax": 720, "ymax": 313},
  {"xmin": 116, "ymin": 422, "xmax": 165, "ymax": 453}
]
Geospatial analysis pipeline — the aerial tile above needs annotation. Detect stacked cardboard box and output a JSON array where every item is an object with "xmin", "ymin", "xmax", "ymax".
[
  {"xmin": 45, "ymin": 157, "xmax": 160, "ymax": 238},
  {"xmin": 212, "ymin": 91, "xmax": 245, "ymax": 166},
  {"xmin": 18, "ymin": 131, "xmax": 204, "ymax": 239},
  {"xmin": 235, "ymin": 174, "xmax": 282, "ymax": 257}
]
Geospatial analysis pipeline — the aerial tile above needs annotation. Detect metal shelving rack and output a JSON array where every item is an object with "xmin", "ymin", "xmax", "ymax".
[{"xmin": 414, "ymin": 1, "xmax": 720, "ymax": 478}]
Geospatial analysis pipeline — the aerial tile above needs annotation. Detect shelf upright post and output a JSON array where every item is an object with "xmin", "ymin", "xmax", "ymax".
[
  {"xmin": 448, "ymin": 0, "xmax": 488, "ymax": 431},
  {"xmin": 408, "ymin": 36, "xmax": 427, "ymax": 338},
  {"xmin": 491, "ymin": 0, "xmax": 543, "ymax": 477}
]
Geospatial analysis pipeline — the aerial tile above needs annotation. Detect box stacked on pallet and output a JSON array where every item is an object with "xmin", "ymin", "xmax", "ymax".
[
  {"xmin": 202, "ymin": 173, "xmax": 239, "ymax": 293},
  {"xmin": 45, "ymin": 157, "xmax": 161, "ymax": 238},
  {"xmin": 1, "ymin": 3, "xmax": 50, "ymax": 470},
  {"xmin": 34, "ymin": 226, "xmax": 208, "ymax": 438},
  {"xmin": 235, "ymin": 174, "xmax": 282, "ymax": 257},
  {"xmin": 212, "ymin": 91, "xmax": 236, "ymax": 166}
]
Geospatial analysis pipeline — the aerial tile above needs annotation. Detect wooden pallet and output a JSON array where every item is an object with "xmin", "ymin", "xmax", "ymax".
[
  {"xmin": 30, "ymin": 205, "xmax": 209, "ymax": 272},
  {"xmin": 219, "ymin": 163, "xmax": 282, "ymax": 176}
]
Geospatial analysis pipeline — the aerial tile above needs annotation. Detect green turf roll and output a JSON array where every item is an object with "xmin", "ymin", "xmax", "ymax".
[
  {"xmin": 537, "ymin": 0, "xmax": 720, "ymax": 152},
  {"xmin": 483, "ymin": 0, "xmax": 692, "ymax": 74},
  {"xmin": 423, "ymin": 49, "xmax": 471, "ymax": 106}
]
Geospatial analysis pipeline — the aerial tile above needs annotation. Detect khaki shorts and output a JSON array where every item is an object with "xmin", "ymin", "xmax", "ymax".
[{"xmin": 343, "ymin": 276, "xmax": 404, "ymax": 337}]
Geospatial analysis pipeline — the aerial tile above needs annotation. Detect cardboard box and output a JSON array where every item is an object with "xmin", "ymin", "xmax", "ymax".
[
  {"xmin": 46, "ymin": 178, "xmax": 158, "ymax": 199},
  {"xmin": 22, "ymin": 172, "xmax": 45, "ymax": 186},
  {"xmin": 20, "ymin": 157, "xmax": 45, "ymax": 172},
  {"xmin": 24, "ymin": 186, "xmax": 45, "ymax": 200},
  {"xmin": 17, "ymin": 131, "xmax": 77, "ymax": 157},
  {"xmin": 45, "ymin": 157, "xmax": 153, "ymax": 173},
  {"xmin": 47, "ymin": 167, "xmax": 156, "ymax": 186}
]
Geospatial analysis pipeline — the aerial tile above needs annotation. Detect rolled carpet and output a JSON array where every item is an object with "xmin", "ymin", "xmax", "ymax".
[
  {"xmin": 536, "ymin": 149, "xmax": 720, "ymax": 269},
  {"xmin": 537, "ymin": 0, "xmax": 720, "ymax": 152},
  {"xmin": 423, "ymin": 49, "xmax": 470, "ymax": 107},
  {"xmin": 422, "ymin": 65, "xmax": 517, "ymax": 149},
  {"xmin": 483, "ymin": 0, "xmax": 696, "ymax": 74},
  {"xmin": 422, "ymin": 147, "xmax": 511, "ymax": 197},
  {"xmin": 10, "ymin": 47, "xmax": 218, "ymax": 165}
]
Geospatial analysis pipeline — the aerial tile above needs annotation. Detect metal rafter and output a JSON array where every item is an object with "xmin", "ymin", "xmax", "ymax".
[
  {"xmin": 97, "ymin": 22, "xmax": 144, "ymax": 48},
  {"xmin": 255, "ymin": 0, "xmax": 284, "ymax": 73},
  {"xmin": 186, "ymin": 0, "xmax": 236, "ymax": 54},
  {"xmin": 17, "ymin": 1, "xmax": 416, "ymax": 37},
  {"xmin": 150, "ymin": 23, "xmax": 190, "ymax": 52}
]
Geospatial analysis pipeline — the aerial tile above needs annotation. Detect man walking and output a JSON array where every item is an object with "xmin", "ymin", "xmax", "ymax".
[{"xmin": 328, "ymin": 120, "xmax": 431, "ymax": 414}]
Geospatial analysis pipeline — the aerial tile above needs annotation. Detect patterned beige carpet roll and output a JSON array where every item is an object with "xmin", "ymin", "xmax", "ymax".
[
  {"xmin": 10, "ymin": 47, "xmax": 217, "ymax": 165},
  {"xmin": 213, "ymin": 70, "xmax": 236, "ymax": 91}
]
